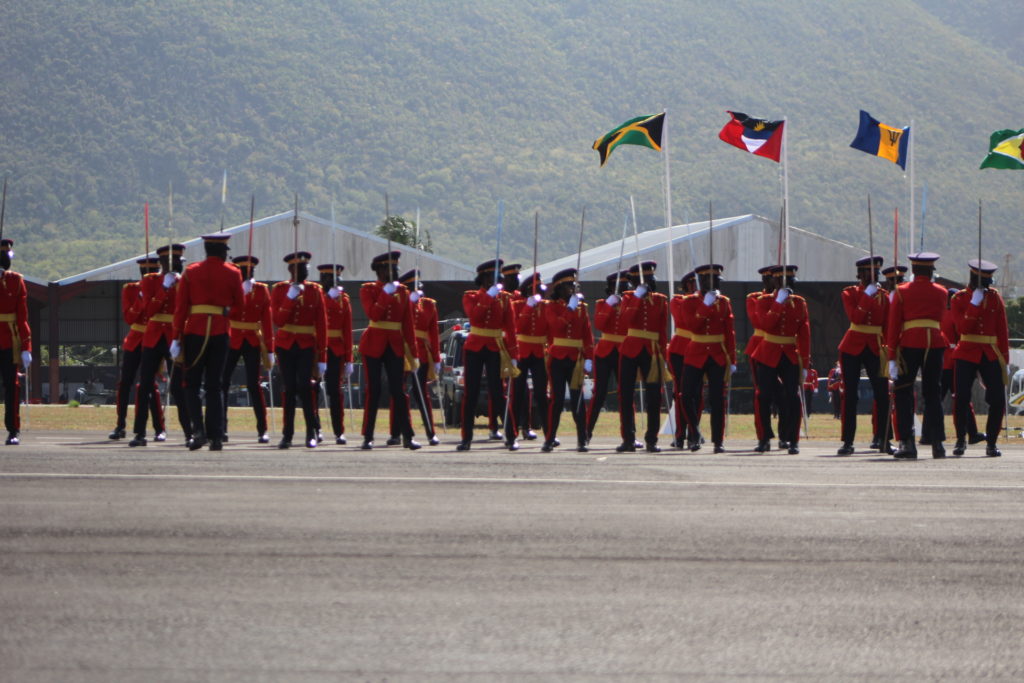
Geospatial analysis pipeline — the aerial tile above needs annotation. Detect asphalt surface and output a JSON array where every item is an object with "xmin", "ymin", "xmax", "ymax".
[{"xmin": 3, "ymin": 430, "xmax": 1024, "ymax": 681}]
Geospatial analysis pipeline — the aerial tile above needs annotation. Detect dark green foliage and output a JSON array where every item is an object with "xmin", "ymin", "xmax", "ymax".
[{"xmin": 1, "ymin": 1, "xmax": 1023, "ymax": 281}]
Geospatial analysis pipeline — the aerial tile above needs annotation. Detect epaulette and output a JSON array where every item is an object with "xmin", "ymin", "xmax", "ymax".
[
  {"xmin": 422, "ymin": 296, "xmax": 436, "ymax": 304},
  {"xmin": 719, "ymin": 294, "xmax": 731, "ymax": 303}
]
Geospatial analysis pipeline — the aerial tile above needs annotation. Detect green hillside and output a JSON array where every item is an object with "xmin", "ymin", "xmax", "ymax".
[{"xmin": 2, "ymin": 0, "xmax": 1023, "ymax": 282}]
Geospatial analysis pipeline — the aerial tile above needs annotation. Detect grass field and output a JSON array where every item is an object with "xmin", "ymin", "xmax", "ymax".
[{"xmin": 21, "ymin": 404, "xmax": 1024, "ymax": 444}]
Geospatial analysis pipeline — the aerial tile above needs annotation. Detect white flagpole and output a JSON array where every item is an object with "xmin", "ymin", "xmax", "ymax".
[
  {"xmin": 783, "ymin": 116, "xmax": 790, "ymax": 268},
  {"xmin": 908, "ymin": 118, "xmax": 915, "ymax": 254},
  {"xmin": 662, "ymin": 109, "xmax": 674, "ymax": 296}
]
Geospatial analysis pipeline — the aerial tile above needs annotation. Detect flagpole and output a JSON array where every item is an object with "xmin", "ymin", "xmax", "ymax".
[
  {"xmin": 661, "ymin": 109, "xmax": 674, "ymax": 297},
  {"xmin": 908, "ymin": 119, "xmax": 915, "ymax": 256},
  {"xmin": 782, "ymin": 116, "xmax": 790, "ymax": 269}
]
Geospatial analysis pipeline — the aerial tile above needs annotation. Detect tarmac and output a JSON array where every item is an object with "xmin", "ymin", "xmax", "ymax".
[{"xmin": 2, "ymin": 430, "xmax": 1024, "ymax": 681}]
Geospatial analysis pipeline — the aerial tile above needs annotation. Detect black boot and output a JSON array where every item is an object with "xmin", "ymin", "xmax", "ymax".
[
  {"xmin": 645, "ymin": 441, "xmax": 661, "ymax": 453},
  {"xmin": 404, "ymin": 437, "xmax": 422, "ymax": 450},
  {"xmin": 753, "ymin": 440, "xmax": 770, "ymax": 453},
  {"xmin": 109, "ymin": 427, "xmax": 126, "ymax": 440},
  {"xmin": 505, "ymin": 438, "xmax": 519, "ymax": 451},
  {"xmin": 577, "ymin": 441, "xmax": 589, "ymax": 452},
  {"xmin": 188, "ymin": 434, "xmax": 208, "ymax": 451},
  {"xmin": 541, "ymin": 439, "xmax": 555, "ymax": 453},
  {"xmin": 455, "ymin": 440, "xmax": 471, "ymax": 451},
  {"xmin": 868, "ymin": 436, "xmax": 881, "ymax": 450},
  {"xmin": 837, "ymin": 442, "xmax": 854, "ymax": 456},
  {"xmin": 360, "ymin": 439, "xmax": 373, "ymax": 450},
  {"xmin": 985, "ymin": 444, "xmax": 1002, "ymax": 457},
  {"xmin": 128, "ymin": 434, "xmax": 147, "ymax": 447},
  {"xmin": 952, "ymin": 439, "xmax": 966, "ymax": 456},
  {"xmin": 932, "ymin": 442, "xmax": 946, "ymax": 459},
  {"xmin": 713, "ymin": 443, "xmax": 725, "ymax": 454},
  {"xmin": 969, "ymin": 432, "xmax": 988, "ymax": 445},
  {"xmin": 386, "ymin": 436, "xmax": 401, "ymax": 446},
  {"xmin": 278, "ymin": 437, "xmax": 292, "ymax": 449},
  {"xmin": 787, "ymin": 444, "xmax": 799, "ymax": 455},
  {"xmin": 209, "ymin": 439, "xmax": 223, "ymax": 451},
  {"xmin": 615, "ymin": 441, "xmax": 636, "ymax": 453},
  {"xmin": 894, "ymin": 439, "xmax": 918, "ymax": 459}
]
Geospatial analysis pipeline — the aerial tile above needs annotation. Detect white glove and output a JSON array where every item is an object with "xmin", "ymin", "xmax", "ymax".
[
  {"xmin": 20, "ymin": 351, "xmax": 31, "ymax": 367},
  {"xmin": 344, "ymin": 362, "xmax": 354, "ymax": 377},
  {"xmin": 606, "ymin": 294, "xmax": 620, "ymax": 307},
  {"xmin": 328, "ymin": 286, "xmax": 341, "ymax": 300},
  {"xmin": 267, "ymin": 352, "xmax": 276, "ymax": 366},
  {"xmin": 286, "ymin": 283, "xmax": 303, "ymax": 300},
  {"xmin": 162, "ymin": 272, "xmax": 178, "ymax": 289},
  {"xmin": 567, "ymin": 294, "xmax": 580, "ymax": 311},
  {"xmin": 409, "ymin": 290, "xmax": 421, "ymax": 303},
  {"xmin": 584, "ymin": 359, "xmax": 593, "ymax": 374},
  {"xmin": 635, "ymin": 284, "xmax": 648, "ymax": 298},
  {"xmin": 888, "ymin": 360, "xmax": 898, "ymax": 381},
  {"xmin": 775, "ymin": 288, "xmax": 790, "ymax": 303},
  {"xmin": 242, "ymin": 279, "xmax": 253, "ymax": 295},
  {"xmin": 511, "ymin": 359, "xmax": 518, "ymax": 368},
  {"xmin": 702, "ymin": 290, "xmax": 718, "ymax": 307},
  {"xmin": 970, "ymin": 288, "xmax": 984, "ymax": 306},
  {"xmin": 317, "ymin": 362, "xmax": 327, "ymax": 376},
  {"xmin": 730, "ymin": 364, "xmax": 737, "ymax": 374},
  {"xmin": 169, "ymin": 340, "xmax": 181, "ymax": 358},
  {"xmin": 864, "ymin": 283, "xmax": 878, "ymax": 297},
  {"xmin": 383, "ymin": 281, "xmax": 398, "ymax": 295},
  {"xmin": 434, "ymin": 361, "xmax": 442, "ymax": 375},
  {"xmin": 525, "ymin": 293, "xmax": 541, "ymax": 307},
  {"xmin": 486, "ymin": 283, "xmax": 503, "ymax": 297}
]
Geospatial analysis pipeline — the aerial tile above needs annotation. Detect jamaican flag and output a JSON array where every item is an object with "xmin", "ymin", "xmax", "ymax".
[
  {"xmin": 593, "ymin": 112, "xmax": 665, "ymax": 167},
  {"xmin": 980, "ymin": 128, "xmax": 1024, "ymax": 170}
]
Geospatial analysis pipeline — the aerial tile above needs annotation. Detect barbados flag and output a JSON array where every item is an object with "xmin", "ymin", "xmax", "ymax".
[
  {"xmin": 850, "ymin": 110, "xmax": 909, "ymax": 170},
  {"xmin": 718, "ymin": 112, "xmax": 784, "ymax": 162}
]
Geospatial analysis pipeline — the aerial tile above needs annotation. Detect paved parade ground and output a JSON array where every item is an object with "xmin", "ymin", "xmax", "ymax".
[{"xmin": 3, "ymin": 430, "xmax": 1024, "ymax": 681}]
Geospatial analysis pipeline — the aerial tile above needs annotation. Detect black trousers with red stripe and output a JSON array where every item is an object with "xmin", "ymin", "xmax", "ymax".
[
  {"xmin": 363, "ymin": 346, "xmax": 412, "ymax": 442},
  {"xmin": 133, "ymin": 340, "xmax": 187, "ymax": 439},
  {"xmin": 954, "ymin": 357, "xmax": 1004, "ymax": 446},
  {"xmin": 221, "ymin": 340, "xmax": 268, "ymax": 437},
  {"xmin": 324, "ymin": 349, "xmax": 346, "ymax": 437},
  {"xmin": 392, "ymin": 364, "xmax": 435, "ymax": 440},
  {"xmin": 513, "ymin": 355, "xmax": 548, "ymax": 440},
  {"xmin": 0, "ymin": 349, "xmax": 21, "ymax": 435},
  {"xmin": 756, "ymin": 355, "xmax": 801, "ymax": 445},
  {"xmin": 461, "ymin": 347, "xmax": 513, "ymax": 442},
  {"xmin": 839, "ymin": 350, "xmax": 888, "ymax": 445},
  {"xmin": 681, "ymin": 358, "xmax": 727, "ymax": 446},
  {"xmin": 183, "ymin": 333, "xmax": 228, "ymax": 440},
  {"xmin": 278, "ymin": 342, "xmax": 316, "ymax": 441},
  {"xmin": 114, "ymin": 346, "xmax": 164, "ymax": 433},
  {"xmin": 894, "ymin": 347, "xmax": 944, "ymax": 444},
  {"xmin": 618, "ymin": 349, "xmax": 661, "ymax": 446},
  {"xmin": 547, "ymin": 356, "xmax": 586, "ymax": 446},
  {"xmin": 669, "ymin": 353, "xmax": 703, "ymax": 445}
]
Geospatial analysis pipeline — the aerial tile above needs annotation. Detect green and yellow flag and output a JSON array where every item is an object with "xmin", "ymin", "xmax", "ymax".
[
  {"xmin": 593, "ymin": 112, "xmax": 664, "ymax": 167},
  {"xmin": 980, "ymin": 128, "xmax": 1024, "ymax": 170}
]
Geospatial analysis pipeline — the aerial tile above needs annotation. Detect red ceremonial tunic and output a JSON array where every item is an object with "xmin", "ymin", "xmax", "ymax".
[
  {"xmin": 138, "ymin": 272, "xmax": 179, "ymax": 348},
  {"xmin": 683, "ymin": 294, "xmax": 736, "ymax": 369},
  {"xmin": 803, "ymin": 367, "xmax": 819, "ymax": 391},
  {"xmin": 544, "ymin": 299, "xmax": 594, "ymax": 362},
  {"xmin": 886, "ymin": 275, "xmax": 949, "ymax": 352},
  {"xmin": 325, "ymin": 291, "xmax": 354, "ymax": 362},
  {"xmin": 514, "ymin": 297, "xmax": 549, "ymax": 360},
  {"xmin": 121, "ymin": 280, "xmax": 149, "ymax": 353},
  {"xmin": 668, "ymin": 294, "xmax": 694, "ymax": 357},
  {"xmin": 593, "ymin": 298, "xmax": 629, "ymax": 358},
  {"xmin": 0, "ymin": 270, "xmax": 31, "ymax": 354},
  {"xmin": 827, "ymin": 367, "xmax": 843, "ymax": 393},
  {"xmin": 462, "ymin": 288, "xmax": 519, "ymax": 358},
  {"xmin": 751, "ymin": 293, "xmax": 810, "ymax": 368},
  {"xmin": 745, "ymin": 290, "xmax": 768, "ymax": 357},
  {"xmin": 619, "ymin": 290, "xmax": 668, "ymax": 359},
  {"xmin": 228, "ymin": 282, "xmax": 275, "ymax": 352},
  {"xmin": 173, "ymin": 256, "xmax": 245, "ymax": 339},
  {"xmin": 358, "ymin": 281, "xmax": 416, "ymax": 360},
  {"xmin": 838, "ymin": 284, "xmax": 889, "ymax": 357},
  {"xmin": 272, "ymin": 280, "xmax": 327, "ymax": 359},
  {"xmin": 411, "ymin": 296, "xmax": 440, "ymax": 366},
  {"xmin": 950, "ymin": 288, "xmax": 1009, "ymax": 365}
]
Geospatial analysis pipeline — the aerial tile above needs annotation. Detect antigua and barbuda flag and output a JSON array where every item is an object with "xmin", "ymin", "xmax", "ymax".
[
  {"xmin": 593, "ymin": 112, "xmax": 665, "ymax": 167},
  {"xmin": 980, "ymin": 128, "xmax": 1024, "ymax": 170},
  {"xmin": 850, "ymin": 110, "xmax": 909, "ymax": 170},
  {"xmin": 718, "ymin": 111, "xmax": 784, "ymax": 162}
]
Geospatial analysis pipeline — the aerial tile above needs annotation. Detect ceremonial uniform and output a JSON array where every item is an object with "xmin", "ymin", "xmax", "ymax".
[
  {"xmin": 837, "ymin": 256, "xmax": 890, "ymax": 454},
  {"xmin": 222, "ymin": 256, "xmax": 274, "ymax": 443},
  {"xmin": 679, "ymin": 265, "xmax": 736, "ymax": 452},
  {"xmin": 751, "ymin": 266, "xmax": 810, "ymax": 453},
  {"xmin": 937, "ymin": 293, "xmax": 980, "ymax": 448},
  {"xmin": 0, "ymin": 239, "xmax": 31, "ymax": 444},
  {"xmin": 827, "ymin": 363, "xmax": 843, "ymax": 419},
  {"xmin": 667, "ymin": 273, "xmax": 696, "ymax": 449},
  {"xmin": 318, "ymin": 265, "xmax": 354, "ymax": 444},
  {"xmin": 542, "ymin": 269, "xmax": 594, "ymax": 452},
  {"xmin": 803, "ymin": 366, "xmax": 818, "ymax": 415},
  {"xmin": 457, "ymin": 260, "xmax": 519, "ymax": 450},
  {"xmin": 390, "ymin": 269, "xmax": 439, "ymax": 445},
  {"xmin": 950, "ymin": 260, "xmax": 1008, "ymax": 456},
  {"xmin": 512, "ymin": 273, "xmax": 549, "ymax": 442},
  {"xmin": 358, "ymin": 251, "xmax": 418, "ymax": 449},
  {"xmin": 110, "ymin": 258, "xmax": 164, "ymax": 440},
  {"xmin": 173, "ymin": 234, "xmax": 245, "ymax": 450},
  {"xmin": 617, "ymin": 261, "xmax": 668, "ymax": 452},
  {"xmin": 131, "ymin": 244, "xmax": 188, "ymax": 446},
  {"xmin": 586, "ymin": 271, "xmax": 631, "ymax": 442},
  {"xmin": 746, "ymin": 266, "xmax": 776, "ymax": 444},
  {"xmin": 886, "ymin": 253, "xmax": 948, "ymax": 458},
  {"xmin": 272, "ymin": 251, "xmax": 327, "ymax": 448}
]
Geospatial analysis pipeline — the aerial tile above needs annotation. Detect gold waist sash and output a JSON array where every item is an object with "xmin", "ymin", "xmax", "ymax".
[
  {"xmin": 327, "ymin": 330, "xmax": 343, "ymax": 338},
  {"xmin": 130, "ymin": 323, "xmax": 147, "ymax": 333},
  {"xmin": 230, "ymin": 320, "xmax": 260, "ymax": 331},
  {"xmin": 517, "ymin": 334, "xmax": 546, "ymax": 344},
  {"xmin": 690, "ymin": 333, "xmax": 725, "ymax": 344},
  {"xmin": 960, "ymin": 334, "xmax": 998, "ymax": 344},
  {"xmin": 627, "ymin": 328, "xmax": 660, "ymax": 341},
  {"xmin": 369, "ymin": 320, "xmax": 402, "ymax": 331},
  {"xmin": 469, "ymin": 327, "xmax": 503, "ymax": 338},
  {"xmin": 903, "ymin": 319, "xmax": 940, "ymax": 331},
  {"xmin": 552, "ymin": 337, "xmax": 583, "ymax": 348},
  {"xmin": 600, "ymin": 333, "xmax": 626, "ymax": 344},
  {"xmin": 848, "ymin": 323, "xmax": 882, "ymax": 334},
  {"xmin": 281, "ymin": 324, "xmax": 315, "ymax": 335},
  {"xmin": 150, "ymin": 313, "xmax": 173, "ymax": 323},
  {"xmin": 763, "ymin": 333, "xmax": 797, "ymax": 345},
  {"xmin": 189, "ymin": 305, "xmax": 224, "ymax": 315},
  {"xmin": 673, "ymin": 328, "xmax": 693, "ymax": 338}
]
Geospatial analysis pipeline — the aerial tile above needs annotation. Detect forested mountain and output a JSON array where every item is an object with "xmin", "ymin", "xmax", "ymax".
[{"xmin": 2, "ymin": 0, "xmax": 1022, "ymax": 281}]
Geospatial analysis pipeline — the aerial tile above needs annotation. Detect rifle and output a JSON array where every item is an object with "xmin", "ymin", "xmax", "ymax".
[
  {"xmin": 574, "ymin": 207, "xmax": 586, "ymax": 417},
  {"xmin": 219, "ymin": 169, "xmax": 227, "ymax": 233},
  {"xmin": 0, "ymin": 176, "xmax": 7, "ymax": 243},
  {"xmin": 292, "ymin": 193, "xmax": 300, "ymax": 283},
  {"xmin": 532, "ymin": 211, "xmax": 539, "ymax": 295}
]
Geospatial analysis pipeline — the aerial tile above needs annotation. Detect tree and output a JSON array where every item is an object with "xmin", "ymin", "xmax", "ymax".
[
  {"xmin": 1006, "ymin": 296, "xmax": 1024, "ymax": 340},
  {"xmin": 375, "ymin": 215, "xmax": 433, "ymax": 253}
]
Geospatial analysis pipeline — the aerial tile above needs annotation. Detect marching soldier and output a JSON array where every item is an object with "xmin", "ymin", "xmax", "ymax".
[
  {"xmin": 827, "ymin": 360, "xmax": 843, "ymax": 419},
  {"xmin": 457, "ymin": 259, "xmax": 520, "ymax": 451},
  {"xmin": 747, "ymin": 266, "xmax": 777, "ymax": 448},
  {"xmin": 129, "ymin": 243, "xmax": 189, "ymax": 447},
  {"xmin": 886, "ymin": 252, "xmax": 948, "ymax": 459},
  {"xmin": 836, "ymin": 256, "xmax": 890, "ymax": 455},
  {"xmin": 752, "ymin": 265, "xmax": 810, "ymax": 454},
  {"xmin": 359, "ymin": 251, "xmax": 420, "ymax": 450},
  {"xmin": 271, "ymin": 250, "xmax": 327, "ymax": 449},
  {"xmin": 668, "ymin": 270, "xmax": 699, "ymax": 450},
  {"xmin": 0, "ymin": 239, "xmax": 32, "ymax": 445},
  {"xmin": 222, "ymin": 255, "xmax": 274, "ymax": 444},
  {"xmin": 616, "ymin": 260, "xmax": 668, "ymax": 453},
  {"xmin": 881, "ymin": 265, "xmax": 908, "ymax": 293},
  {"xmin": 949, "ymin": 259, "xmax": 1008, "ymax": 457},
  {"xmin": 512, "ymin": 271, "xmax": 549, "ymax": 444},
  {"xmin": 937, "ymin": 288, "xmax": 983, "ymax": 453},
  {"xmin": 543, "ymin": 268, "xmax": 594, "ymax": 452},
  {"xmin": 318, "ymin": 263, "xmax": 354, "ymax": 445},
  {"xmin": 586, "ymin": 271, "xmax": 632, "ymax": 445},
  {"xmin": 389, "ymin": 268, "xmax": 440, "ymax": 445},
  {"xmin": 171, "ymin": 234, "xmax": 245, "ymax": 451},
  {"xmin": 110, "ymin": 257, "xmax": 165, "ymax": 441},
  {"xmin": 481, "ymin": 263, "xmax": 525, "ymax": 440},
  {"xmin": 680, "ymin": 264, "xmax": 736, "ymax": 453}
]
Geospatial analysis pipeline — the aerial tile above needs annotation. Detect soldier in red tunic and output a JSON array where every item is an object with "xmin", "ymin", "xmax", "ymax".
[
  {"xmin": 222, "ymin": 255, "xmax": 274, "ymax": 444},
  {"xmin": 836, "ymin": 255, "xmax": 890, "ymax": 455},
  {"xmin": 751, "ymin": 265, "xmax": 810, "ymax": 454},
  {"xmin": 271, "ymin": 251, "xmax": 327, "ymax": 449},
  {"xmin": 457, "ymin": 259, "xmax": 520, "ymax": 451},
  {"xmin": 668, "ymin": 270, "xmax": 699, "ymax": 450},
  {"xmin": 543, "ymin": 268, "xmax": 594, "ymax": 452},
  {"xmin": 826, "ymin": 361, "xmax": 843, "ymax": 419},
  {"xmin": 935, "ymin": 288, "xmax": 983, "ymax": 453},
  {"xmin": 0, "ymin": 239, "xmax": 32, "ymax": 445},
  {"xmin": 616, "ymin": 260, "xmax": 669, "ymax": 453},
  {"xmin": 358, "ymin": 251, "xmax": 419, "ymax": 450},
  {"xmin": 109, "ymin": 257, "xmax": 165, "ymax": 441},
  {"xmin": 481, "ymin": 262, "xmax": 524, "ymax": 440},
  {"xmin": 680, "ymin": 264, "xmax": 736, "ymax": 453},
  {"xmin": 949, "ymin": 259, "xmax": 1008, "ymax": 457},
  {"xmin": 171, "ymin": 234, "xmax": 245, "ymax": 451},
  {"xmin": 511, "ymin": 271, "xmax": 549, "ymax": 443},
  {"xmin": 886, "ymin": 252, "xmax": 948, "ymax": 459},
  {"xmin": 746, "ymin": 266, "xmax": 777, "ymax": 448},
  {"xmin": 388, "ymin": 268, "xmax": 440, "ymax": 446},
  {"xmin": 130, "ymin": 243, "xmax": 189, "ymax": 447},
  {"xmin": 586, "ymin": 271, "xmax": 632, "ymax": 445},
  {"xmin": 316, "ymin": 263, "xmax": 354, "ymax": 445}
]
